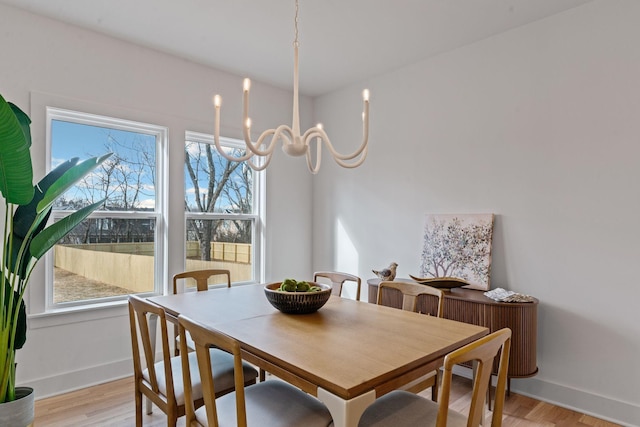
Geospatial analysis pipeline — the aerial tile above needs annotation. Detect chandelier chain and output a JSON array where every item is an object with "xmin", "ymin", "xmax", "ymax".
[{"xmin": 294, "ymin": 0, "xmax": 300, "ymax": 47}]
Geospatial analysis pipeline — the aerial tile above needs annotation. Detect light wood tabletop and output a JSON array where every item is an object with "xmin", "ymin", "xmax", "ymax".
[{"xmin": 149, "ymin": 283, "xmax": 488, "ymax": 427}]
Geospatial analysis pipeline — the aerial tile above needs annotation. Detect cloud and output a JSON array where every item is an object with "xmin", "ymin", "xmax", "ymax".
[
  {"xmin": 137, "ymin": 199, "xmax": 155, "ymax": 209},
  {"xmin": 186, "ymin": 187, "xmax": 207, "ymax": 195}
]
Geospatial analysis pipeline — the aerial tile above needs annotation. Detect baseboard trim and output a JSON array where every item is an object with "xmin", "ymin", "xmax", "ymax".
[
  {"xmin": 511, "ymin": 377, "xmax": 639, "ymax": 427},
  {"xmin": 21, "ymin": 358, "xmax": 133, "ymax": 401},
  {"xmin": 452, "ymin": 366, "xmax": 639, "ymax": 427}
]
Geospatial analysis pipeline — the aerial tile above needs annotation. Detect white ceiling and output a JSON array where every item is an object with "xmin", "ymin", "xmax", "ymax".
[{"xmin": 0, "ymin": 0, "xmax": 592, "ymax": 96}]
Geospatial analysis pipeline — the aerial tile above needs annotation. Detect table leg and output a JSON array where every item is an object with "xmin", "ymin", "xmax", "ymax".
[{"xmin": 317, "ymin": 388, "xmax": 376, "ymax": 427}]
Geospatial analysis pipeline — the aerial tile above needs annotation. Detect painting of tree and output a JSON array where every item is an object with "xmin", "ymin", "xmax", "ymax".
[{"xmin": 419, "ymin": 214, "xmax": 494, "ymax": 290}]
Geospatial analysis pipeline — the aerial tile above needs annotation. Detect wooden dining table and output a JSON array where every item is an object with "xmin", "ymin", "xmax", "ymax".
[{"xmin": 148, "ymin": 283, "xmax": 488, "ymax": 427}]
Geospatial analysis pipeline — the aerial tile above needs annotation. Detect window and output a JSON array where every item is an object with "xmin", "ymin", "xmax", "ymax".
[
  {"xmin": 47, "ymin": 108, "xmax": 166, "ymax": 307},
  {"xmin": 184, "ymin": 132, "xmax": 263, "ymax": 287}
]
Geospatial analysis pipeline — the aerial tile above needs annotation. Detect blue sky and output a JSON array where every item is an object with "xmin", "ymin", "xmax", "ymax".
[
  {"xmin": 51, "ymin": 120, "xmax": 157, "ymax": 209},
  {"xmin": 51, "ymin": 120, "xmax": 251, "ymax": 212}
]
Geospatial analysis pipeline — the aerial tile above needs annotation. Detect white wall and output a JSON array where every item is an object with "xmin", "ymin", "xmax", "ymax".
[
  {"xmin": 312, "ymin": 1, "xmax": 639, "ymax": 425},
  {"xmin": 0, "ymin": 3, "xmax": 313, "ymax": 397},
  {"xmin": 3, "ymin": 1, "xmax": 639, "ymax": 425}
]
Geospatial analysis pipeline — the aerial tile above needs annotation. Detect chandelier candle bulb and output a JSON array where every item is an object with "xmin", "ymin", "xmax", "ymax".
[{"xmin": 242, "ymin": 80, "xmax": 251, "ymax": 143}]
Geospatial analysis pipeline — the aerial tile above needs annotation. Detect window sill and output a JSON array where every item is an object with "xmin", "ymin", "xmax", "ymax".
[{"xmin": 28, "ymin": 299, "xmax": 132, "ymax": 329}]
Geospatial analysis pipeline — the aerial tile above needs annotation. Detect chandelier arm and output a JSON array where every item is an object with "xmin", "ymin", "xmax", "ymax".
[
  {"xmin": 212, "ymin": 137, "xmax": 256, "ymax": 163},
  {"xmin": 213, "ymin": 107, "xmax": 255, "ymax": 163},
  {"xmin": 246, "ymin": 151, "xmax": 273, "ymax": 172},
  {"xmin": 242, "ymin": 124, "xmax": 294, "ymax": 158},
  {"xmin": 305, "ymin": 132, "xmax": 322, "ymax": 174},
  {"xmin": 243, "ymin": 81, "xmax": 291, "ymax": 157},
  {"xmin": 301, "ymin": 128, "xmax": 367, "ymax": 168},
  {"xmin": 332, "ymin": 145, "xmax": 368, "ymax": 169},
  {"xmin": 244, "ymin": 129, "xmax": 276, "ymax": 157},
  {"xmin": 303, "ymin": 126, "xmax": 368, "ymax": 161},
  {"xmin": 214, "ymin": 94, "xmax": 264, "ymax": 162}
]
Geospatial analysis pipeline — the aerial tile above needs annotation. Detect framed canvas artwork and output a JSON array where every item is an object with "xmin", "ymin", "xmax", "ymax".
[{"xmin": 419, "ymin": 213, "xmax": 495, "ymax": 291}]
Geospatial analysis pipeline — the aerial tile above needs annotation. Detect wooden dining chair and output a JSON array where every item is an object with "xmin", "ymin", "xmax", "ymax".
[
  {"xmin": 377, "ymin": 280, "xmax": 444, "ymax": 316},
  {"xmin": 178, "ymin": 314, "xmax": 334, "ymax": 427},
  {"xmin": 172, "ymin": 269, "xmax": 231, "ymax": 356},
  {"xmin": 128, "ymin": 295, "xmax": 258, "ymax": 427},
  {"xmin": 358, "ymin": 328, "xmax": 512, "ymax": 427},
  {"xmin": 313, "ymin": 271, "xmax": 362, "ymax": 301},
  {"xmin": 172, "ymin": 269, "xmax": 231, "ymax": 293},
  {"xmin": 377, "ymin": 280, "xmax": 445, "ymax": 400}
]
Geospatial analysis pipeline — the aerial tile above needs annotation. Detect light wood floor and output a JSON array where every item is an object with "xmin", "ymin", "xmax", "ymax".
[{"xmin": 34, "ymin": 375, "xmax": 621, "ymax": 426}]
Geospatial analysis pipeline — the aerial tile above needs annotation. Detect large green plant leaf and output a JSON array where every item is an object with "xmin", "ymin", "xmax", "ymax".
[
  {"xmin": 29, "ymin": 199, "xmax": 106, "ymax": 261},
  {"xmin": 7, "ymin": 159, "xmax": 80, "ymax": 277},
  {"xmin": 2, "ymin": 283, "xmax": 26, "ymax": 350},
  {"xmin": 4, "ymin": 232, "xmax": 30, "ymax": 280},
  {"xmin": 37, "ymin": 153, "xmax": 112, "ymax": 214},
  {"xmin": 9, "ymin": 103, "xmax": 32, "ymax": 151},
  {"xmin": 13, "ymin": 158, "xmax": 80, "ymax": 240},
  {"xmin": 0, "ymin": 95, "xmax": 33, "ymax": 205}
]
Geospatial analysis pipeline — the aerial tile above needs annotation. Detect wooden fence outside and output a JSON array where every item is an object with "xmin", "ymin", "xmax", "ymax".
[{"xmin": 55, "ymin": 242, "xmax": 252, "ymax": 293}]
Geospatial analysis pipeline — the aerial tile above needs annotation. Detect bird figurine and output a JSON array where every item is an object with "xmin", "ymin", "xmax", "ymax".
[{"xmin": 372, "ymin": 262, "xmax": 398, "ymax": 281}]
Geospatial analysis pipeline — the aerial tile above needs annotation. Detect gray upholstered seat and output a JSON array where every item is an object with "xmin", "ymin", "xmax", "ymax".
[
  {"xmin": 179, "ymin": 314, "xmax": 333, "ymax": 427},
  {"xmin": 358, "ymin": 390, "xmax": 466, "ymax": 427},
  {"xmin": 358, "ymin": 328, "xmax": 512, "ymax": 427},
  {"xmin": 142, "ymin": 349, "xmax": 257, "ymax": 406},
  {"xmin": 195, "ymin": 380, "xmax": 333, "ymax": 427}
]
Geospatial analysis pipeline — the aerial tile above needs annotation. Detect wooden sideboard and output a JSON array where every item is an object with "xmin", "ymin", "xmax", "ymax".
[{"xmin": 367, "ymin": 278, "xmax": 538, "ymax": 387}]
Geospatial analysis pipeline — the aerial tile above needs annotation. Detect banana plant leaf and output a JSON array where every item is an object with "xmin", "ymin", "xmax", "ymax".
[
  {"xmin": 37, "ymin": 153, "xmax": 112, "ymax": 214},
  {"xmin": 8, "ymin": 159, "xmax": 80, "ymax": 276},
  {"xmin": 30, "ymin": 199, "xmax": 107, "ymax": 261},
  {"xmin": 13, "ymin": 158, "xmax": 80, "ymax": 240},
  {"xmin": 2, "ymin": 283, "xmax": 26, "ymax": 350},
  {"xmin": 0, "ymin": 95, "xmax": 33, "ymax": 205}
]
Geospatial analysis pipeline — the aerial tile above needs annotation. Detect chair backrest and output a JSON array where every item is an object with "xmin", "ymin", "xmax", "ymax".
[
  {"xmin": 179, "ymin": 314, "xmax": 249, "ymax": 427},
  {"xmin": 173, "ymin": 269, "xmax": 231, "ymax": 293},
  {"xmin": 438, "ymin": 328, "xmax": 512, "ymax": 427},
  {"xmin": 128, "ymin": 295, "xmax": 176, "ymax": 404},
  {"xmin": 313, "ymin": 271, "xmax": 362, "ymax": 301},
  {"xmin": 377, "ymin": 280, "xmax": 444, "ymax": 317}
]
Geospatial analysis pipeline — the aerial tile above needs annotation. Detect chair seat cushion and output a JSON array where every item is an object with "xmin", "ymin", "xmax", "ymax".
[
  {"xmin": 195, "ymin": 379, "xmax": 333, "ymax": 427},
  {"xmin": 358, "ymin": 390, "xmax": 466, "ymax": 427},
  {"xmin": 143, "ymin": 348, "xmax": 258, "ymax": 405}
]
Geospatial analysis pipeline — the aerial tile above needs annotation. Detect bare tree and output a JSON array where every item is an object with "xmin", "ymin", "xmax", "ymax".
[
  {"xmin": 184, "ymin": 142, "xmax": 252, "ymax": 261},
  {"xmin": 54, "ymin": 130, "xmax": 157, "ymax": 244}
]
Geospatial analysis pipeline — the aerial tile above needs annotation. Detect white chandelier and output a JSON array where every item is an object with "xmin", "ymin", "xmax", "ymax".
[{"xmin": 212, "ymin": 0, "xmax": 370, "ymax": 174}]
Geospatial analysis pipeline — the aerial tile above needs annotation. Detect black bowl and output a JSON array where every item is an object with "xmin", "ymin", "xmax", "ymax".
[{"xmin": 264, "ymin": 282, "xmax": 332, "ymax": 314}]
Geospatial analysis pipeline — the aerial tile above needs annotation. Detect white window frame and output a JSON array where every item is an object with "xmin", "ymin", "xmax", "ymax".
[
  {"xmin": 43, "ymin": 107, "xmax": 167, "ymax": 310},
  {"xmin": 184, "ymin": 131, "xmax": 265, "ymax": 285}
]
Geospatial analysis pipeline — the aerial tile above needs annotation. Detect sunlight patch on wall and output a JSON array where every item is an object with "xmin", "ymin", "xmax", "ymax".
[{"xmin": 335, "ymin": 219, "xmax": 359, "ymax": 300}]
